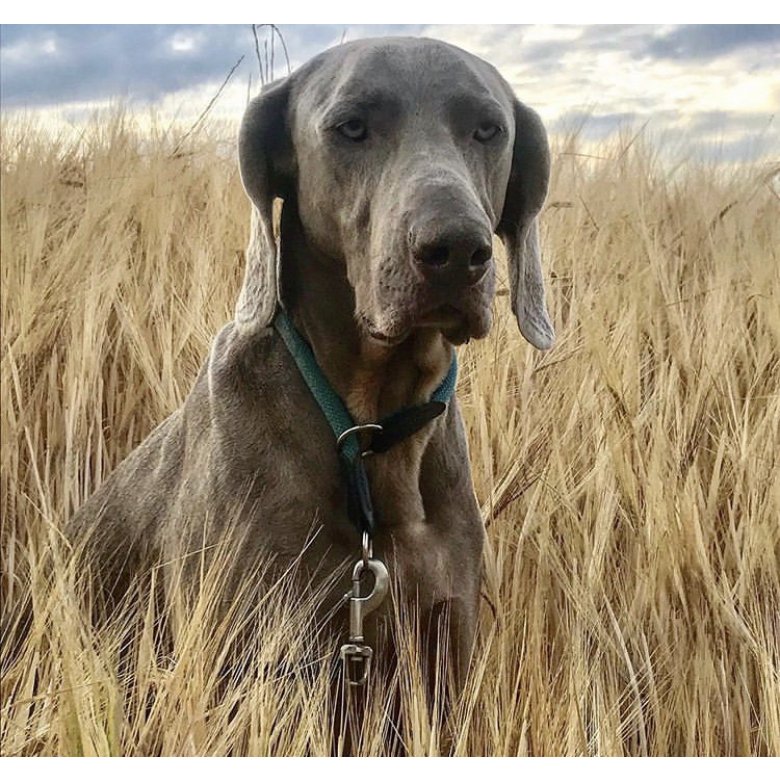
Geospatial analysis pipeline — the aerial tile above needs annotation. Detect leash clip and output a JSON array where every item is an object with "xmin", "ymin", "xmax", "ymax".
[
  {"xmin": 340, "ymin": 553, "xmax": 389, "ymax": 687},
  {"xmin": 339, "ymin": 642, "xmax": 374, "ymax": 687}
]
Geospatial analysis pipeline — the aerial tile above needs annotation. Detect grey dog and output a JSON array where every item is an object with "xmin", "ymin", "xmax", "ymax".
[{"xmin": 67, "ymin": 36, "xmax": 554, "ymax": 687}]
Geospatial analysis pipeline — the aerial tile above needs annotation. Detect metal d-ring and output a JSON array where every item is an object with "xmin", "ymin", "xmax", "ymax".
[{"xmin": 336, "ymin": 423, "xmax": 383, "ymax": 455}]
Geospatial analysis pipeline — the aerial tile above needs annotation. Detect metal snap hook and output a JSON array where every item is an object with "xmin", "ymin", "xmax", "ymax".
[
  {"xmin": 340, "ymin": 643, "xmax": 373, "ymax": 687},
  {"xmin": 340, "ymin": 557, "xmax": 389, "ymax": 687},
  {"xmin": 349, "ymin": 558, "xmax": 389, "ymax": 628}
]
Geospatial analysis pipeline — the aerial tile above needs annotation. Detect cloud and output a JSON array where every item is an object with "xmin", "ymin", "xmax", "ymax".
[
  {"xmin": 0, "ymin": 24, "xmax": 427, "ymax": 107},
  {"xmin": 642, "ymin": 24, "xmax": 780, "ymax": 61},
  {"xmin": 1, "ymin": 25, "xmax": 253, "ymax": 106},
  {"xmin": 1, "ymin": 24, "xmax": 777, "ymax": 162}
]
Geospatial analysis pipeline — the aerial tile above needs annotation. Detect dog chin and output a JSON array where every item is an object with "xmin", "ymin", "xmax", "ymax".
[
  {"xmin": 360, "ymin": 304, "xmax": 492, "ymax": 346},
  {"xmin": 417, "ymin": 304, "xmax": 492, "ymax": 345},
  {"xmin": 357, "ymin": 310, "xmax": 408, "ymax": 346}
]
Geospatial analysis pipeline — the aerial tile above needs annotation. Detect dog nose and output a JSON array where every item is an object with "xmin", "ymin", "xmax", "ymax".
[{"xmin": 411, "ymin": 223, "xmax": 493, "ymax": 287}]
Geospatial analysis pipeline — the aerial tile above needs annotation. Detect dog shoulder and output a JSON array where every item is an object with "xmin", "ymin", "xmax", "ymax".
[{"xmin": 205, "ymin": 320, "xmax": 291, "ymax": 401}]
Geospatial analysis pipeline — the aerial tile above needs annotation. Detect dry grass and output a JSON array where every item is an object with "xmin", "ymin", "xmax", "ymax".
[{"xmin": 1, "ymin": 110, "xmax": 779, "ymax": 756}]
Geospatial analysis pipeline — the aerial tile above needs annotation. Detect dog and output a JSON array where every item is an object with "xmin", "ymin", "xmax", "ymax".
[{"xmin": 66, "ymin": 36, "xmax": 554, "ymax": 692}]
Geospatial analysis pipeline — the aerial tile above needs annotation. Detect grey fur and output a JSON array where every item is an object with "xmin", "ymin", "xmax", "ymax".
[{"xmin": 67, "ymin": 37, "xmax": 554, "ymax": 687}]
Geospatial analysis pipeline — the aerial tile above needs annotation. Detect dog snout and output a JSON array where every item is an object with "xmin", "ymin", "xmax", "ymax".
[{"xmin": 411, "ymin": 221, "xmax": 493, "ymax": 287}]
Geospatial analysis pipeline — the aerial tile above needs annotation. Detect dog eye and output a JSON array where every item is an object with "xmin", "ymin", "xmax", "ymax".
[
  {"xmin": 337, "ymin": 119, "xmax": 368, "ymax": 142},
  {"xmin": 474, "ymin": 123, "xmax": 501, "ymax": 143}
]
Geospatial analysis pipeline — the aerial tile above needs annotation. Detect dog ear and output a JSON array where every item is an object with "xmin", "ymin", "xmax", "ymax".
[
  {"xmin": 496, "ymin": 100, "xmax": 555, "ymax": 350},
  {"xmin": 236, "ymin": 77, "xmax": 294, "ymax": 332}
]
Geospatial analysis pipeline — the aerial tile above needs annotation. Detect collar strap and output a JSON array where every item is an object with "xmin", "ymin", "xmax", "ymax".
[{"xmin": 273, "ymin": 310, "xmax": 457, "ymax": 535}]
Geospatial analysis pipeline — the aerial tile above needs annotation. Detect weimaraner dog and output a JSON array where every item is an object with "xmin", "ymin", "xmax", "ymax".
[{"xmin": 67, "ymin": 36, "xmax": 554, "ymax": 689}]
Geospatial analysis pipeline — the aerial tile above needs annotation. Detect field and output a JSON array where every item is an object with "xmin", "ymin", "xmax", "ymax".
[{"xmin": 1, "ymin": 111, "xmax": 779, "ymax": 756}]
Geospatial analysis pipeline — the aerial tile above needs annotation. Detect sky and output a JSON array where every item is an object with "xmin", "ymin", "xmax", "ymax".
[{"xmin": 1, "ymin": 24, "xmax": 778, "ymax": 162}]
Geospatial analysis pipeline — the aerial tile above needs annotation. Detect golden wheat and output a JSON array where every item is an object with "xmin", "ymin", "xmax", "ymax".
[{"xmin": 1, "ymin": 110, "xmax": 778, "ymax": 756}]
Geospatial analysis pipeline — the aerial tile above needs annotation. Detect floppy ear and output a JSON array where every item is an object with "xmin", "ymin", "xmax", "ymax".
[
  {"xmin": 497, "ymin": 100, "xmax": 555, "ymax": 350},
  {"xmin": 236, "ymin": 78, "xmax": 294, "ymax": 332}
]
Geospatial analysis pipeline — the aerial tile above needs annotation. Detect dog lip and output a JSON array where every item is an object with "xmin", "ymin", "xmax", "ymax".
[
  {"xmin": 360, "ymin": 298, "xmax": 491, "ymax": 345},
  {"xmin": 423, "ymin": 300, "xmax": 492, "ymax": 343},
  {"xmin": 416, "ymin": 304, "xmax": 466, "ymax": 329},
  {"xmin": 357, "ymin": 311, "xmax": 407, "ymax": 345}
]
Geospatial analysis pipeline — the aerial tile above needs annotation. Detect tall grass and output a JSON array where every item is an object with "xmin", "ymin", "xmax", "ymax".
[{"xmin": 1, "ymin": 111, "xmax": 778, "ymax": 756}]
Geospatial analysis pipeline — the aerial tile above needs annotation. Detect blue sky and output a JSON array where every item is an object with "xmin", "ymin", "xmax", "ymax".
[{"xmin": 2, "ymin": 24, "xmax": 778, "ymax": 161}]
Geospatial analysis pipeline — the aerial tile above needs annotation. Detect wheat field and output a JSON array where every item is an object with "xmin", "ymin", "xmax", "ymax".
[{"xmin": 1, "ymin": 110, "xmax": 778, "ymax": 756}]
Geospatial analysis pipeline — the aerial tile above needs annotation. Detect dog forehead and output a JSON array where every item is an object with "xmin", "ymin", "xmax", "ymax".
[{"xmin": 292, "ymin": 37, "xmax": 511, "ymax": 117}]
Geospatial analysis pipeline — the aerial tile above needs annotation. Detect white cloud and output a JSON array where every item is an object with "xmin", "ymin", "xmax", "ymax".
[
  {"xmin": 2, "ymin": 24, "xmax": 777, "ymax": 163},
  {"xmin": 170, "ymin": 33, "xmax": 197, "ymax": 53},
  {"xmin": 1, "ymin": 35, "xmax": 59, "ymax": 63},
  {"xmin": 519, "ymin": 25, "xmax": 583, "ymax": 44}
]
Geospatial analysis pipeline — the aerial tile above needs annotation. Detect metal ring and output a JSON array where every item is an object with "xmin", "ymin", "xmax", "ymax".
[{"xmin": 336, "ymin": 423, "xmax": 383, "ymax": 453}]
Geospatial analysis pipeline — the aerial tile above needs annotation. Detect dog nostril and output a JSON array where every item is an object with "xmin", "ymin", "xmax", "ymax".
[
  {"xmin": 418, "ymin": 244, "xmax": 450, "ymax": 268},
  {"xmin": 470, "ymin": 246, "xmax": 492, "ymax": 267}
]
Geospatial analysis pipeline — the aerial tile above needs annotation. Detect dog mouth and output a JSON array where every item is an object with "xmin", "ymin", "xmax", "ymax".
[
  {"xmin": 357, "ymin": 311, "xmax": 406, "ymax": 345},
  {"xmin": 416, "ymin": 304, "xmax": 463, "ymax": 330},
  {"xmin": 359, "ymin": 302, "xmax": 490, "ymax": 346},
  {"xmin": 416, "ymin": 304, "xmax": 474, "ymax": 345}
]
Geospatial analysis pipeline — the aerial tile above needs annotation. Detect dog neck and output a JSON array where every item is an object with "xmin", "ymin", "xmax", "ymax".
[
  {"xmin": 280, "ymin": 210, "xmax": 454, "ymax": 531},
  {"xmin": 280, "ymin": 221, "xmax": 452, "ymax": 426}
]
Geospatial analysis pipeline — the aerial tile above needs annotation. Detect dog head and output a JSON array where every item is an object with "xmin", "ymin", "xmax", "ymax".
[{"xmin": 238, "ymin": 37, "xmax": 554, "ymax": 350}]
